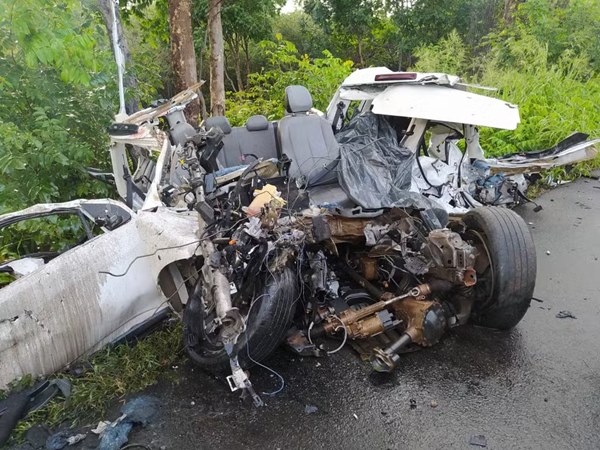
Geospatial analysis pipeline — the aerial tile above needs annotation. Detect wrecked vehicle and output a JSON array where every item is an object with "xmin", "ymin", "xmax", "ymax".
[
  {"xmin": 1, "ymin": 68, "xmax": 596, "ymax": 405},
  {"xmin": 326, "ymin": 68, "xmax": 599, "ymax": 213},
  {"xmin": 0, "ymin": 199, "xmax": 199, "ymax": 387}
]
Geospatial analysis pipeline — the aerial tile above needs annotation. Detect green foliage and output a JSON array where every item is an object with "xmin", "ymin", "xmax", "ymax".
[
  {"xmin": 412, "ymin": 30, "xmax": 467, "ymax": 75},
  {"xmin": 272, "ymin": 11, "xmax": 330, "ymax": 59},
  {"xmin": 394, "ymin": 0, "xmax": 502, "ymax": 66},
  {"xmin": 0, "ymin": 0, "xmax": 116, "ymax": 213},
  {"xmin": 514, "ymin": 0, "xmax": 600, "ymax": 71},
  {"xmin": 225, "ymin": 37, "xmax": 353, "ymax": 125},
  {"xmin": 0, "ymin": 214, "xmax": 88, "ymax": 259},
  {"xmin": 6, "ymin": 323, "xmax": 183, "ymax": 441},
  {"xmin": 4, "ymin": 0, "xmax": 100, "ymax": 85},
  {"xmin": 478, "ymin": 40, "xmax": 600, "ymax": 154}
]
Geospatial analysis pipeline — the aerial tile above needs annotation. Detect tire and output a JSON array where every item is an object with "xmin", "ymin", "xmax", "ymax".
[
  {"xmin": 463, "ymin": 207, "xmax": 536, "ymax": 330},
  {"xmin": 183, "ymin": 267, "xmax": 298, "ymax": 372}
]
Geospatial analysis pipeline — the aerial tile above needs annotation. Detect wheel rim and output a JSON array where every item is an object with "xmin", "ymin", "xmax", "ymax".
[{"xmin": 465, "ymin": 229, "xmax": 495, "ymax": 310}]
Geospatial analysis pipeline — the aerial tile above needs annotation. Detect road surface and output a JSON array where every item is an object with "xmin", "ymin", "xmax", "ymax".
[{"xmin": 42, "ymin": 176, "xmax": 600, "ymax": 449}]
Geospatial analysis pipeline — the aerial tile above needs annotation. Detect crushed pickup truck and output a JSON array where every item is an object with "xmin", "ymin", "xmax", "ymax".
[{"xmin": 1, "ymin": 69, "xmax": 598, "ymax": 406}]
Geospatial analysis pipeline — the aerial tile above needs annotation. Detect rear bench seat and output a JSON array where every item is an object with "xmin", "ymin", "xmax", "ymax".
[{"xmin": 204, "ymin": 115, "xmax": 279, "ymax": 169}]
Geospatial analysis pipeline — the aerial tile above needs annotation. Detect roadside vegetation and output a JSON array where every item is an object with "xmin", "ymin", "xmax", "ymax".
[{"xmin": 1, "ymin": 322, "xmax": 183, "ymax": 439}]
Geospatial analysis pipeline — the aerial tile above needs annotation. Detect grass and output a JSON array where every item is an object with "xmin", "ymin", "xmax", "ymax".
[
  {"xmin": 526, "ymin": 152, "xmax": 600, "ymax": 199},
  {"xmin": 2, "ymin": 321, "xmax": 184, "ymax": 444}
]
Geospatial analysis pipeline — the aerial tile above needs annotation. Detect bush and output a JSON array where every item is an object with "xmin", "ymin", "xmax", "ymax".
[{"xmin": 225, "ymin": 36, "xmax": 353, "ymax": 126}]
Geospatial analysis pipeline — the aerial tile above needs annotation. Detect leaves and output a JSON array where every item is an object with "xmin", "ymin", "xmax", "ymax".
[
  {"xmin": 225, "ymin": 37, "xmax": 353, "ymax": 126},
  {"xmin": 0, "ymin": 0, "xmax": 116, "ymax": 213}
]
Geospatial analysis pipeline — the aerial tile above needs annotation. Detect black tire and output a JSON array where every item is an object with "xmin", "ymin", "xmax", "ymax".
[
  {"xmin": 183, "ymin": 267, "xmax": 298, "ymax": 372},
  {"xmin": 463, "ymin": 207, "xmax": 536, "ymax": 330}
]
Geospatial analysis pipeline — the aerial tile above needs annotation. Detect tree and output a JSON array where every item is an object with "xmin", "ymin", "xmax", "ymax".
[
  {"xmin": 208, "ymin": 0, "xmax": 225, "ymax": 115},
  {"xmin": 221, "ymin": 0, "xmax": 282, "ymax": 91},
  {"xmin": 168, "ymin": 0, "xmax": 204, "ymax": 123},
  {"xmin": 304, "ymin": 0, "xmax": 383, "ymax": 66},
  {"xmin": 0, "ymin": 0, "xmax": 114, "ymax": 212},
  {"xmin": 272, "ymin": 11, "xmax": 330, "ymax": 59},
  {"xmin": 393, "ymin": 0, "xmax": 502, "ymax": 67}
]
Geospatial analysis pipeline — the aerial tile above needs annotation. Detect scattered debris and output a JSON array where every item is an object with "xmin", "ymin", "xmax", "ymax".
[
  {"xmin": 304, "ymin": 405, "xmax": 318, "ymax": 414},
  {"xmin": 0, "ymin": 379, "xmax": 71, "ymax": 446},
  {"xmin": 556, "ymin": 310, "xmax": 577, "ymax": 319},
  {"xmin": 46, "ymin": 431, "xmax": 87, "ymax": 450},
  {"xmin": 91, "ymin": 421, "xmax": 111, "ymax": 435},
  {"xmin": 97, "ymin": 396, "xmax": 160, "ymax": 450},
  {"xmin": 24, "ymin": 424, "xmax": 50, "ymax": 448},
  {"xmin": 469, "ymin": 434, "xmax": 488, "ymax": 447}
]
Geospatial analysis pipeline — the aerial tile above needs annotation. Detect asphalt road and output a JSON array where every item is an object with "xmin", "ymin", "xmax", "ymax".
[{"xmin": 66, "ymin": 176, "xmax": 600, "ymax": 449}]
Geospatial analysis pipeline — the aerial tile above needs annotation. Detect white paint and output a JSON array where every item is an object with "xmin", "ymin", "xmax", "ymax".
[
  {"xmin": 371, "ymin": 84, "xmax": 520, "ymax": 130},
  {"xmin": 0, "ymin": 205, "xmax": 200, "ymax": 388},
  {"xmin": 340, "ymin": 67, "xmax": 461, "ymax": 88}
]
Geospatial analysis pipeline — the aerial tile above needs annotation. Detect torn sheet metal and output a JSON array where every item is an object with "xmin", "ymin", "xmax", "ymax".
[
  {"xmin": 340, "ymin": 67, "xmax": 461, "ymax": 88},
  {"xmin": 371, "ymin": 84, "xmax": 520, "ymax": 130},
  {"xmin": 488, "ymin": 138, "xmax": 600, "ymax": 174},
  {"xmin": 0, "ymin": 206, "xmax": 200, "ymax": 389},
  {"xmin": 0, "ymin": 199, "xmax": 131, "ymax": 228}
]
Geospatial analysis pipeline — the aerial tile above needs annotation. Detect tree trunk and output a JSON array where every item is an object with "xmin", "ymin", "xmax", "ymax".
[
  {"xmin": 226, "ymin": 35, "xmax": 243, "ymax": 91},
  {"xmin": 97, "ymin": 0, "xmax": 139, "ymax": 114},
  {"xmin": 168, "ymin": 0, "xmax": 204, "ymax": 125},
  {"xmin": 242, "ymin": 37, "xmax": 250, "ymax": 88},
  {"xmin": 503, "ymin": 0, "xmax": 521, "ymax": 25},
  {"xmin": 357, "ymin": 38, "xmax": 364, "ymax": 67},
  {"xmin": 233, "ymin": 37, "xmax": 244, "ymax": 91},
  {"xmin": 208, "ymin": 0, "xmax": 226, "ymax": 116}
]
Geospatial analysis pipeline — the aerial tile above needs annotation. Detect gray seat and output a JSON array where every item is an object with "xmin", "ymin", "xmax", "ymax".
[
  {"xmin": 204, "ymin": 115, "xmax": 278, "ymax": 168},
  {"xmin": 277, "ymin": 85, "xmax": 339, "ymax": 186},
  {"xmin": 203, "ymin": 116, "xmax": 238, "ymax": 167},
  {"xmin": 234, "ymin": 115, "xmax": 278, "ymax": 163}
]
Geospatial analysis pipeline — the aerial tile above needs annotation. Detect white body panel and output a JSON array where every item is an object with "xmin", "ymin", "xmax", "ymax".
[
  {"xmin": 371, "ymin": 84, "xmax": 520, "ymax": 130},
  {"xmin": 0, "ymin": 205, "xmax": 199, "ymax": 388}
]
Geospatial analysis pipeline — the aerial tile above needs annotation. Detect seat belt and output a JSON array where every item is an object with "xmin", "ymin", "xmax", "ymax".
[
  {"xmin": 332, "ymin": 101, "xmax": 345, "ymax": 132},
  {"xmin": 273, "ymin": 121, "xmax": 283, "ymax": 159},
  {"xmin": 272, "ymin": 121, "xmax": 291, "ymax": 177}
]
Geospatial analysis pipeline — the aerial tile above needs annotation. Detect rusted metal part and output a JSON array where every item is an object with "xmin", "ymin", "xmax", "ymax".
[
  {"xmin": 286, "ymin": 329, "xmax": 322, "ymax": 356},
  {"xmin": 343, "ymin": 263, "xmax": 386, "ymax": 300},
  {"xmin": 360, "ymin": 257, "xmax": 378, "ymax": 281},
  {"xmin": 391, "ymin": 299, "xmax": 447, "ymax": 347},
  {"xmin": 320, "ymin": 284, "xmax": 428, "ymax": 339},
  {"xmin": 326, "ymin": 216, "xmax": 372, "ymax": 243},
  {"xmin": 422, "ymin": 229, "xmax": 478, "ymax": 285},
  {"xmin": 371, "ymin": 298, "xmax": 447, "ymax": 372}
]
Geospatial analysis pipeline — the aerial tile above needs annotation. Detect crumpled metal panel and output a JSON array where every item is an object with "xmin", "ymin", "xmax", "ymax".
[{"xmin": 0, "ymin": 206, "xmax": 200, "ymax": 389}]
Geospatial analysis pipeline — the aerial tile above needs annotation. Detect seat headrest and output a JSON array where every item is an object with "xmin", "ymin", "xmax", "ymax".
[
  {"xmin": 245, "ymin": 115, "xmax": 269, "ymax": 131},
  {"xmin": 285, "ymin": 85, "xmax": 313, "ymax": 114},
  {"xmin": 204, "ymin": 116, "xmax": 232, "ymax": 134}
]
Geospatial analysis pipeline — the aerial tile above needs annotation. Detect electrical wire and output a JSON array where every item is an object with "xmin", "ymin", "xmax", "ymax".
[
  {"xmin": 307, "ymin": 315, "xmax": 348, "ymax": 355},
  {"xmin": 242, "ymin": 290, "xmax": 286, "ymax": 397},
  {"xmin": 99, "ymin": 216, "xmax": 248, "ymax": 278},
  {"xmin": 99, "ymin": 240, "xmax": 200, "ymax": 277}
]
